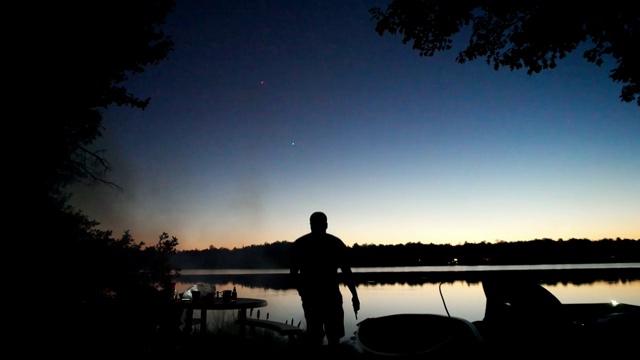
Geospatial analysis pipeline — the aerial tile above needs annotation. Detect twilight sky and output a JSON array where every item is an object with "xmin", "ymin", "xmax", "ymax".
[{"xmin": 70, "ymin": 0, "xmax": 640, "ymax": 251}]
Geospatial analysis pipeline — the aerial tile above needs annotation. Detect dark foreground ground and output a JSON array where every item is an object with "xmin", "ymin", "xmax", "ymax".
[
  {"xmin": 113, "ymin": 326, "xmax": 640, "ymax": 359},
  {"xmin": 61, "ymin": 321, "xmax": 367, "ymax": 358},
  {"xmin": 60, "ymin": 306, "xmax": 638, "ymax": 359},
  {"xmin": 79, "ymin": 330, "xmax": 368, "ymax": 358},
  {"xmin": 161, "ymin": 332, "xmax": 367, "ymax": 358}
]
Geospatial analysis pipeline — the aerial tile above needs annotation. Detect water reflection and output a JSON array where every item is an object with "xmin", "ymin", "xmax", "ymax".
[
  {"xmin": 174, "ymin": 265, "xmax": 640, "ymax": 341},
  {"xmin": 176, "ymin": 263, "xmax": 640, "ymax": 290}
]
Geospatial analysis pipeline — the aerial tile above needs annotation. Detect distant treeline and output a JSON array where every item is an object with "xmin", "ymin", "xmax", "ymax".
[{"xmin": 171, "ymin": 238, "xmax": 640, "ymax": 270}]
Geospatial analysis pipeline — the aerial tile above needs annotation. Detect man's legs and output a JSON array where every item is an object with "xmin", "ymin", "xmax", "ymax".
[
  {"xmin": 302, "ymin": 301, "xmax": 325, "ymax": 347},
  {"xmin": 324, "ymin": 304, "xmax": 345, "ymax": 348}
]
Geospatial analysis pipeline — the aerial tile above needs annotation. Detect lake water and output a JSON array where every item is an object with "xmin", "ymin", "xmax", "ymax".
[{"xmin": 175, "ymin": 263, "xmax": 640, "ymax": 344}]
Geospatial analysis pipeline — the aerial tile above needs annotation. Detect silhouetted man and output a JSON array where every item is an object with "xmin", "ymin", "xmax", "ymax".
[{"xmin": 290, "ymin": 211, "xmax": 360, "ymax": 349}]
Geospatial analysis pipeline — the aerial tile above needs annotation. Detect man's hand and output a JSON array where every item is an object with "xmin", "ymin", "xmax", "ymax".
[
  {"xmin": 352, "ymin": 296, "xmax": 360, "ymax": 311},
  {"xmin": 352, "ymin": 296, "xmax": 360, "ymax": 319}
]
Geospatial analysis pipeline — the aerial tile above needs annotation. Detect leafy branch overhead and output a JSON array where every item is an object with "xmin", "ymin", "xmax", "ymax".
[
  {"xmin": 31, "ymin": 1, "xmax": 176, "ymax": 202},
  {"xmin": 370, "ymin": 0, "xmax": 639, "ymax": 105}
]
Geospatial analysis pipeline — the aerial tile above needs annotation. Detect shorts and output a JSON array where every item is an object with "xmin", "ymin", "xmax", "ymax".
[{"xmin": 302, "ymin": 297, "xmax": 345, "ymax": 345}]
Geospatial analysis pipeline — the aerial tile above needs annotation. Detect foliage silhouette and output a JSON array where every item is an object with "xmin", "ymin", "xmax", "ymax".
[
  {"xmin": 370, "ymin": 0, "xmax": 640, "ymax": 105},
  {"xmin": 31, "ymin": 1, "xmax": 176, "ymax": 201},
  {"xmin": 172, "ymin": 238, "xmax": 640, "ymax": 270},
  {"xmin": 19, "ymin": 1, "xmax": 180, "ymax": 355}
]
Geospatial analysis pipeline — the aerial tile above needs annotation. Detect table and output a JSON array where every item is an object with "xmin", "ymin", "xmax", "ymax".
[{"xmin": 175, "ymin": 297, "xmax": 268, "ymax": 335}]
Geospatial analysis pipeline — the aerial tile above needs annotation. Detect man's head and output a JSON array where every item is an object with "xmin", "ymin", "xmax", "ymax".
[{"xmin": 310, "ymin": 211, "xmax": 328, "ymax": 233}]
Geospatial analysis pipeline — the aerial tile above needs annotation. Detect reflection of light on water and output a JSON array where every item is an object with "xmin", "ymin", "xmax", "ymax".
[
  {"xmin": 545, "ymin": 281, "xmax": 640, "ymax": 304},
  {"xmin": 174, "ymin": 277, "xmax": 639, "ymax": 341}
]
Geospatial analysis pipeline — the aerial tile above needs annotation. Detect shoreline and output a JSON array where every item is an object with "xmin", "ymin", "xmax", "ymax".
[{"xmin": 176, "ymin": 266, "xmax": 640, "ymax": 289}]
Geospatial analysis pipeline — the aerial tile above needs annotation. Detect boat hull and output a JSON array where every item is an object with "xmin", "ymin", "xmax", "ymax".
[
  {"xmin": 355, "ymin": 278, "xmax": 640, "ymax": 357},
  {"xmin": 355, "ymin": 313, "xmax": 484, "ymax": 357}
]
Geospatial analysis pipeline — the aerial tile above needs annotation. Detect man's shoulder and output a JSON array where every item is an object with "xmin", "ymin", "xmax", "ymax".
[
  {"xmin": 326, "ymin": 233, "xmax": 344, "ymax": 242},
  {"xmin": 293, "ymin": 232, "xmax": 345, "ymax": 245},
  {"xmin": 293, "ymin": 233, "xmax": 312, "ymax": 243},
  {"xmin": 326, "ymin": 234, "xmax": 348, "ymax": 248},
  {"xmin": 292, "ymin": 233, "xmax": 314, "ymax": 248},
  {"xmin": 326, "ymin": 234, "xmax": 343, "ymax": 243}
]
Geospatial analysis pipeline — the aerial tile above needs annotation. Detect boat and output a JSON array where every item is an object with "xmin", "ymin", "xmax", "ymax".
[
  {"xmin": 355, "ymin": 313, "xmax": 484, "ymax": 357},
  {"xmin": 355, "ymin": 276, "xmax": 639, "ymax": 357}
]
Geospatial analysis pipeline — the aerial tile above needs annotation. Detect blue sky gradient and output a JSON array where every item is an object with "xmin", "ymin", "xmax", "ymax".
[{"xmin": 70, "ymin": 1, "xmax": 639, "ymax": 250}]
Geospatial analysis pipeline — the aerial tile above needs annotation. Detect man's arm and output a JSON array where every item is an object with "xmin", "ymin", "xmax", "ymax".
[
  {"xmin": 341, "ymin": 266, "xmax": 360, "ymax": 315},
  {"xmin": 338, "ymin": 238, "xmax": 360, "ymax": 316},
  {"xmin": 289, "ymin": 244, "xmax": 302, "ymax": 296}
]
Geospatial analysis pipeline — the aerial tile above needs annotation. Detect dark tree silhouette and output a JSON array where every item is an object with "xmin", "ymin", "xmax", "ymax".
[
  {"xmin": 27, "ymin": 0, "xmax": 175, "ymax": 206},
  {"xmin": 22, "ymin": 1, "xmax": 176, "ymax": 245},
  {"xmin": 370, "ymin": 0, "xmax": 639, "ymax": 105},
  {"xmin": 16, "ymin": 2, "xmax": 178, "ymax": 355},
  {"xmin": 171, "ymin": 238, "xmax": 640, "ymax": 270}
]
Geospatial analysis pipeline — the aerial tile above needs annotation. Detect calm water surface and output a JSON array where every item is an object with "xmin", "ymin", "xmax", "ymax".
[
  {"xmin": 181, "ymin": 262, "xmax": 640, "ymax": 275},
  {"xmin": 176, "ymin": 264, "xmax": 640, "ymax": 343}
]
